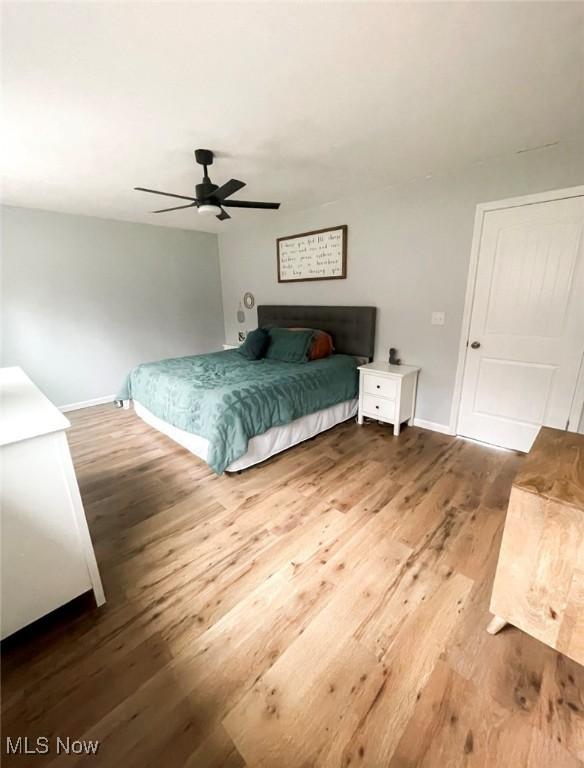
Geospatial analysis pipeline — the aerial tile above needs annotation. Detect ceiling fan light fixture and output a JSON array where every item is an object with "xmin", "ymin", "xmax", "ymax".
[{"xmin": 198, "ymin": 203, "xmax": 222, "ymax": 216}]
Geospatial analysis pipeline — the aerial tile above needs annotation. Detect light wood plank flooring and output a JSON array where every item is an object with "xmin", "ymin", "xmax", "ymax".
[{"xmin": 2, "ymin": 405, "xmax": 583, "ymax": 767}]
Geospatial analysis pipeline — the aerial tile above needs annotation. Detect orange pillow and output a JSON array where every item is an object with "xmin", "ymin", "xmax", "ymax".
[{"xmin": 289, "ymin": 328, "xmax": 334, "ymax": 360}]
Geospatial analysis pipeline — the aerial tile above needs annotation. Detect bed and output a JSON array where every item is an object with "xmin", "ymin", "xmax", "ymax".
[{"xmin": 119, "ymin": 305, "xmax": 376, "ymax": 473}]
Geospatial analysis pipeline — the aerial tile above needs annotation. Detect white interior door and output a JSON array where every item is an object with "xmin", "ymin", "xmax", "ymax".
[{"xmin": 458, "ymin": 194, "xmax": 584, "ymax": 451}]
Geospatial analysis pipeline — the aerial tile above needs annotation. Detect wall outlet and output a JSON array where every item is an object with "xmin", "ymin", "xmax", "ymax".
[{"xmin": 431, "ymin": 311, "xmax": 445, "ymax": 326}]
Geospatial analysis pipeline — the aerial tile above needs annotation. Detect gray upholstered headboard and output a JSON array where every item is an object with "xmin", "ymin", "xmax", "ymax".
[{"xmin": 257, "ymin": 305, "xmax": 377, "ymax": 360}]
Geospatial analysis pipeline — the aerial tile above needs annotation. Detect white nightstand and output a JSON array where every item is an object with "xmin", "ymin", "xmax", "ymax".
[{"xmin": 357, "ymin": 362, "xmax": 420, "ymax": 436}]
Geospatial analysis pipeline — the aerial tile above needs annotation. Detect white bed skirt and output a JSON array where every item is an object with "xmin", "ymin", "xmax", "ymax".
[{"xmin": 133, "ymin": 398, "xmax": 358, "ymax": 472}]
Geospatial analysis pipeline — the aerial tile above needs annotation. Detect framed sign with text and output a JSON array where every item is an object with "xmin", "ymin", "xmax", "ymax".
[{"xmin": 276, "ymin": 225, "xmax": 347, "ymax": 283}]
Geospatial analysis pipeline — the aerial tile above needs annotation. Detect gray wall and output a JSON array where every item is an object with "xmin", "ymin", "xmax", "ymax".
[
  {"xmin": 1, "ymin": 206, "xmax": 224, "ymax": 406},
  {"xmin": 219, "ymin": 143, "xmax": 584, "ymax": 428}
]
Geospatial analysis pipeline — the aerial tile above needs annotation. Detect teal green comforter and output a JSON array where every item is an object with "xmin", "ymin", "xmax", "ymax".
[{"xmin": 118, "ymin": 350, "xmax": 358, "ymax": 474}]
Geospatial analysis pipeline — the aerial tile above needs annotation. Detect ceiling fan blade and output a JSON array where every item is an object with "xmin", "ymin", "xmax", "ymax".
[
  {"xmin": 152, "ymin": 203, "xmax": 196, "ymax": 213},
  {"xmin": 212, "ymin": 178, "xmax": 246, "ymax": 201},
  {"xmin": 134, "ymin": 187, "xmax": 197, "ymax": 202},
  {"xmin": 216, "ymin": 207, "xmax": 231, "ymax": 221},
  {"xmin": 222, "ymin": 200, "xmax": 280, "ymax": 210}
]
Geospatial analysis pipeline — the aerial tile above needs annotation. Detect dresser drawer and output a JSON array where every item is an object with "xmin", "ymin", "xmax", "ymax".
[
  {"xmin": 362, "ymin": 393, "xmax": 395, "ymax": 421},
  {"xmin": 363, "ymin": 374, "xmax": 397, "ymax": 400}
]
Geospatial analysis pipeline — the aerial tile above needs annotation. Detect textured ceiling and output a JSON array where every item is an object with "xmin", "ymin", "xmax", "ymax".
[{"xmin": 2, "ymin": 2, "xmax": 583, "ymax": 232}]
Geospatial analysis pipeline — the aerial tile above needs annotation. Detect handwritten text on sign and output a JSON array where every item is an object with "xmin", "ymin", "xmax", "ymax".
[{"xmin": 278, "ymin": 226, "xmax": 346, "ymax": 282}]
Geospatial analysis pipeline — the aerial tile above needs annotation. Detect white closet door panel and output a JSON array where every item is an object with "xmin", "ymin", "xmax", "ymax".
[{"xmin": 458, "ymin": 195, "xmax": 584, "ymax": 451}]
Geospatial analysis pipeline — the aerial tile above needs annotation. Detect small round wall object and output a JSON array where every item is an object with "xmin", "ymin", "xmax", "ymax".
[{"xmin": 243, "ymin": 292, "xmax": 255, "ymax": 310}]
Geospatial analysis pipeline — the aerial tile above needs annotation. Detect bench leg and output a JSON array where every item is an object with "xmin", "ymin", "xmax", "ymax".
[{"xmin": 486, "ymin": 615, "xmax": 508, "ymax": 635}]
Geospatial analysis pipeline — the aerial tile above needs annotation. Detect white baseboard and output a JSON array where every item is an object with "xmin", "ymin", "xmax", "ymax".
[
  {"xmin": 58, "ymin": 398, "xmax": 455, "ymax": 434},
  {"xmin": 412, "ymin": 418, "xmax": 454, "ymax": 435},
  {"xmin": 60, "ymin": 395, "xmax": 115, "ymax": 413}
]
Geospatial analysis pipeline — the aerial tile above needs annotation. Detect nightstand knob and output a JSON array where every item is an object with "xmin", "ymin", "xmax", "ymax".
[
  {"xmin": 376, "ymin": 384, "xmax": 380, "ymax": 389},
  {"xmin": 375, "ymin": 405, "xmax": 379, "ymax": 409}
]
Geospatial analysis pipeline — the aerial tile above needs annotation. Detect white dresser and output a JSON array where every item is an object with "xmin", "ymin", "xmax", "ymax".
[
  {"xmin": 357, "ymin": 362, "xmax": 420, "ymax": 436},
  {"xmin": 0, "ymin": 367, "xmax": 104, "ymax": 639}
]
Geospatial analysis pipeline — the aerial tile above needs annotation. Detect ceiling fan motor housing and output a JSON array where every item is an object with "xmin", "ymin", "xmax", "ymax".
[{"xmin": 196, "ymin": 182, "xmax": 218, "ymax": 201}]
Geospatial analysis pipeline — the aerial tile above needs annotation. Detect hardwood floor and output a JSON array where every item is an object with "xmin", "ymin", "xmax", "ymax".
[{"xmin": 2, "ymin": 405, "xmax": 583, "ymax": 767}]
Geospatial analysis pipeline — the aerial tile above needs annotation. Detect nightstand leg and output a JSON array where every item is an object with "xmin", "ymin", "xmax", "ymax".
[
  {"xmin": 393, "ymin": 421, "xmax": 400, "ymax": 436},
  {"xmin": 357, "ymin": 410, "xmax": 364, "ymax": 425}
]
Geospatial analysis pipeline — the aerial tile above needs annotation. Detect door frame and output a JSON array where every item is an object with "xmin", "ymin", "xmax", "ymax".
[{"xmin": 449, "ymin": 184, "xmax": 584, "ymax": 438}]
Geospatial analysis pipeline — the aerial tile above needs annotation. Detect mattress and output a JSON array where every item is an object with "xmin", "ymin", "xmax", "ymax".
[
  {"xmin": 118, "ymin": 349, "xmax": 359, "ymax": 473},
  {"xmin": 134, "ymin": 398, "xmax": 358, "ymax": 472}
]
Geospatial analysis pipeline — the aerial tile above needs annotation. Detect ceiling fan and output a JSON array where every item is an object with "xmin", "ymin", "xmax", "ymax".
[{"xmin": 134, "ymin": 149, "xmax": 281, "ymax": 221}]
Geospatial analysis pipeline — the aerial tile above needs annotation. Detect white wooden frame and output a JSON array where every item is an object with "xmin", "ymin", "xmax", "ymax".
[
  {"xmin": 449, "ymin": 185, "xmax": 584, "ymax": 437},
  {"xmin": 57, "ymin": 431, "xmax": 105, "ymax": 607}
]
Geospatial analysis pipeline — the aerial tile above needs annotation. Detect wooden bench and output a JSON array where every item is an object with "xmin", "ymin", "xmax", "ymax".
[{"xmin": 487, "ymin": 427, "xmax": 584, "ymax": 665}]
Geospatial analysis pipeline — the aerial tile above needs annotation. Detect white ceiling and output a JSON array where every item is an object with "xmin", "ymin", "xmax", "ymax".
[{"xmin": 2, "ymin": 2, "xmax": 583, "ymax": 233}]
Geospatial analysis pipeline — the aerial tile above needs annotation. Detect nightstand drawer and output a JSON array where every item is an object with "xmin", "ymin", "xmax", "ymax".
[
  {"xmin": 363, "ymin": 374, "xmax": 397, "ymax": 400},
  {"xmin": 362, "ymin": 393, "xmax": 396, "ymax": 420}
]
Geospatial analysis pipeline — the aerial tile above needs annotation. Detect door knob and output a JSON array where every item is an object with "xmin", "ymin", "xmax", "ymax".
[{"xmin": 470, "ymin": 341, "xmax": 481, "ymax": 349}]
